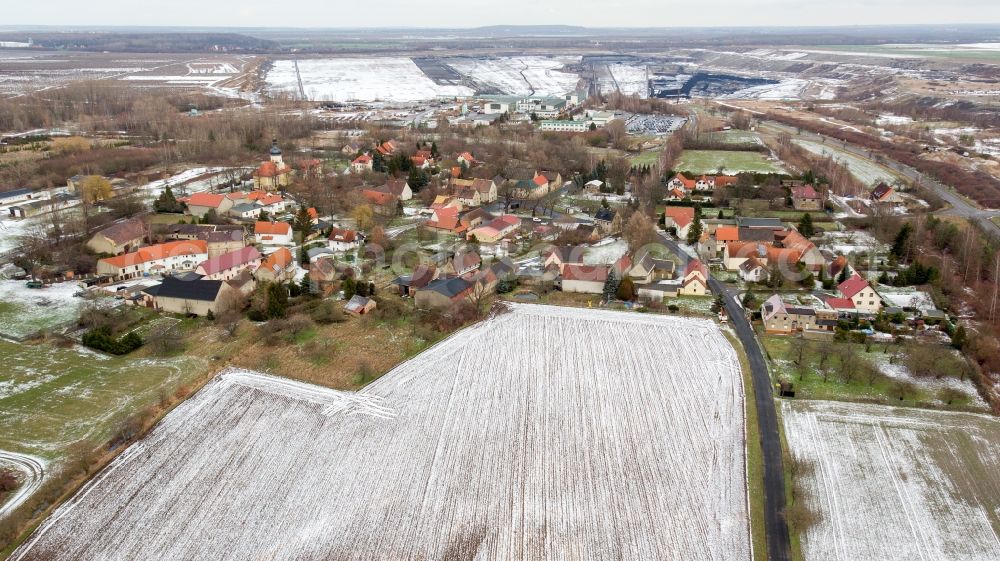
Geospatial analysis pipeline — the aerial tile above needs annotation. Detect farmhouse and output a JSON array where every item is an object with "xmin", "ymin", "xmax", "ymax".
[
  {"xmin": 425, "ymin": 207, "xmax": 463, "ymax": 234},
  {"xmin": 97, "ymin": 240, "xmax": 208, "ymax": 281},
  {"xmin": 195, "ymin": 246, "xmax": 263, "ymax": 281},
  {"xmin": 467, "ymin": 215, "xmax": 521, "ymax": 244},
  {"xmin": 86, "ymin": 217, "xmax": 146, "ymax": 255},
  {"xmin": 253, "ymin": 221, "xmax": 294, "ymax": 246}
]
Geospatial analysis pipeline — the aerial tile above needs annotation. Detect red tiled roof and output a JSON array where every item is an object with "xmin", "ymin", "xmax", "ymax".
[
  {"xmin": 254, "ymin": 221, "xmax": 291, "ymax": 236},
  {"xmin": 562, "ymin": 264, "xmax": 608, "ymax": 282},
  {"xmin": 825, "ymin": 297, "xmax": 856, "ymax": 310},
  {"xmin": 532, "ymin": 175, "xmax": 548, "ymax": 187},
  {"xmin": 328, "ymin": 228, "xmax": 357, "ymax": 243},
  {"xmin": 664, "ymin": 206, "xmax": 695, "ymax": 229},
  {"xmin": 791, "ymin": 185, "xmax": 820, "ymax": 199},
  {"xmin": 362, "ymin": 189, "xmax": 396, "ymax": 206},
  {"xmin": 715, "ymin": 225, "xmax": 739, "ymax": 242},
  {"xmin": 671, "ymin": 174, "xmax": 696, "ymax": 189},
  {"xmin": 684, "ymin": 259, "xmax": 708, "ymax": 279},
  {"xmin": 838, "ymin": 274, "xmax": 870, "ymax": 299},
  {"xmin": 186, "ymin": 192, "xmax": 226, "ymax": 208},
  {"xmin": 353, "ymin": 154, "xmax": 372, "ymax": 164},
  {"xmin": 259, "ymin": 247, "xmax": 293, "ymax": 272},
  {"xmin": 99, "ymin": 240, "xmax": 207, "ymax": 269}
]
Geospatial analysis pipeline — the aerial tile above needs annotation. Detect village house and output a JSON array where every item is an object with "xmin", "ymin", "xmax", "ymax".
[
  {"xmin": 142, "ymin": 276, "xmax": 238, "ymax": 317},
  {"xmin": 451, "ymin": 181, "xmax": 482, "ymax": 207},
  {"xmin": 86, "ymin": 217, "xmax": 147, "ymax": 255},
  {"xmin": 560, "ymin": 264, "xmax": 608, "ymax": 294},
  {"xmin": 543, "ymin": 245, "xmax": 586, "ymax": 272},
  {"xmin": 255, "ymin": 247, "xmax": 296, "ymax": 283},
  {"xmin": 739, "ymin": 255, "xmax": 768, "ymax": 282},
  {"xmin": 467, "ymin": 215, "xmax": 521, "ymax": 244},
  {"xmin": 97, "ymin": 240, "xmax": 208, "ymax": 281},
  {"xmin": 362, "ymin": 189, "xmax": 398, "ymax": 216},
  {"xmin": 246, "ymin": 191, "xmax": 288, "ymax": 215},
  {"xmin": 253, "ymin": 221, "xmax": 294, "ymax": 246},
  {"xmin": 663, "ymin": 206, "xmax": 696, "ymax": 239},
  {"xmin": 594, "ymin": 207, "xmax": 622, "ymax": 235},
  {"xmin": 679, "ymin": 260, "xmax": 709, "ymax": 296},
  {"xmin": 229, "ymin": 203, "xmax": 262, "ymax": 220},
  {"xmin": 791, "ymin": 184, "xmax": 823, "ymax": 211},
  {"xmin": 871, "ymin": 182, "xmax": 903, "ymax": 204},
  {"xmin": 371, "ymin": 179, "xmax": 411, "ymax": 202},
  {"xmin": 205, "ymin": 229, "xmax": 247, "ymax": 258},
  {"xmin": 351, "ymin": 154, "xmax": 374, "ymax": 173},
  {"xmin": 425, "ymin": 207, "xmax": 464, "ymax": 235},
  {"xmin": 457, "ymin": 151, "xmax": 475, "ymax": 167},
  {"xmin": 376, "ymin": 140, "xmax": 399, "ymax": 157},
  {"xmin": 328, "ymin": 228, "xmax": 361, "ymax": 252},
  {"xmin": 761, "ymin": 294, "xmax": 839, "ymax": 335},
  {"xmin": 253, "ymin": 140, "xmax": 295, "ymax": 191},
  {"xmin": 837, "ymin": 274, "xmax": 883, "ymax": 314},
  {"xmin": 667, "ymin": 174, "xmax": 697, "ymax": 193},
  {"xmin": 184, "ymin": 192, "xmax": 234, "ymax": 219},
  {"xmin": 195, "ymin": 246, "xmax": 263, "ymax": 281}
]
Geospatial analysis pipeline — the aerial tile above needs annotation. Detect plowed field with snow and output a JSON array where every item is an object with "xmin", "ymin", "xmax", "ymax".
[
  {"xmin": 12, "ymin": 304, "xmax": 750, "ymax": 561},
  {"xmin": 782, "ymin": 400, "xmax": 1000, "ymax": 561}
]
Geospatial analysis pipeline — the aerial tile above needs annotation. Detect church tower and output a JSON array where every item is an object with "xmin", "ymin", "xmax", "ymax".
[{"xmin": 269, "ymin": 138, "xmax": 284, "ymax": 167}]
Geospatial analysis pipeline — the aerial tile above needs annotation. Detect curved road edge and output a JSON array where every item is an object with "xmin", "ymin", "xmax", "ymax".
[{"xmin": 0, "ymin": 451, "xmax": 46, "ymax": 520}]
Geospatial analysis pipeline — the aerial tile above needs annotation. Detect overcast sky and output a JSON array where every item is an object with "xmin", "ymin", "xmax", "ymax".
[{"xmin": 7, "ymin": 1, "xmax": 1000, "ymax": 28}]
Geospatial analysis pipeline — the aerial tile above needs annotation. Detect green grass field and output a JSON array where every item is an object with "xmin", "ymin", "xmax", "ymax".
[
  {"xmin": 676, "ymin": 150, "xmax": 786, "ymax": 175},
  {"xmin": 629, "ymin": 150, "xmax": 661, "ymax": 167},
  {"xmin": 0, "ymin": 340, "xmax": 206, "ymax": 462}
]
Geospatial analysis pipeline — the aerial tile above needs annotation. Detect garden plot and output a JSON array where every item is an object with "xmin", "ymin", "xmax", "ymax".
[
  {"xmin": 781, "ymin": 400, "xmax": 1000, "ymax": 561},
  {"xmin": 793, "ymin": 139, "xmax": 903, "ymax": 186},
  {"xmin": 818, "ymin": 230, "xmax": 887, "ymax": 256},
  {"xmin": 12, "ymin": 305, "xmax": 751, "ymax": 561},
  {"xmin": 447, "ymin": 56, "xmax": 580, "ymax": 96},
  {"xmin": 267, "ymin": 58, "xmax": 474, "ymax": 102}
]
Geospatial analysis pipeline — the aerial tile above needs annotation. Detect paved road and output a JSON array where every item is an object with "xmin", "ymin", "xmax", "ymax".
[
  {"xmin": 656, "ymin": 233, "xmax": 791, "ymax": 561},
  {"xmin": 761, "ymin": 121, "xmax": 1000, "ymax": 239}
]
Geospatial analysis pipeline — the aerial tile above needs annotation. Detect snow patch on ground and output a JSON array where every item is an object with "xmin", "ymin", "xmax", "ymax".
[
  {"xmin": 12, "ymin": 305, "xmax": 750, "ymax": 561},
  {"xmin": 447, "ymin": 56, "xmax": 580, "ymax": 97}
]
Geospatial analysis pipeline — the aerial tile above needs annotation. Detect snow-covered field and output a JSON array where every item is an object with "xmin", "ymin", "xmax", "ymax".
[
  {"xmin": 725, "ymin": 78, "xmax": 809, "ymax": 100},
  {"xmin": 782, "ymin": 400, "xmax": 1000, "ymax": 561},
  {"xmin": 12, "ymin": 305, "xmax": 751, "ymax": 561},
  {"xmin": 267, "ymin": 58, "xmax": 474, "ymax": 102},
  {"xmin": 605, "ymin": 63, "xmax": 648, "ymax": 97},
  {"xmin": 0, "ymin": 281, "xmax": 106, "ymax": 339},
  {"xmin": 793, "ymin": 139, "xmax": 902, "ymax": 186},
  {"xmin": 447, "ymin": 56, "xmax": 580, "ymax": 97},
  {"xmin": 583, "ymin": 238, "xmax": 628, "ymax": 265}
]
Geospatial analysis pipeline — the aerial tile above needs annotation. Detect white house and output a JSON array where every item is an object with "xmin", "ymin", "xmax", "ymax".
[
  {"xmin": 195, "ymin": 246, "xmax": 263, "ymax": 281},
  {"xmin": 253, "ymin": 221, "xmax": 294, "ymax": 246},
  {"xmin": 96, "ymin": 240, "xmax": 209, "ymax": 281},
  {"xmin": 328, "ymin": 228, "xmax": 361, "ymax": 252},
  {"xmin": 351, "ymin": 154, "xmax": 373, "ymax": 173}
]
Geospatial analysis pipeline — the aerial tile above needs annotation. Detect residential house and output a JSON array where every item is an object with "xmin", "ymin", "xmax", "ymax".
[
  {"xmin": 451, "ymin": 180, "xmax": 482, "ymax": 207},
  {"xmin": 328, "ymin": 228, "xmax": 361, "ymax": 252},
  {"xmin": 838, "ymin": 274, "xmax": 882, "ymax": 314},
  {"xmin": 345, "ymin": 295, "xmax": 377, "ymax": 316},
  {"xmin": 376, "ymin": 140, "xmax": 399, "ymax": 157},
  {"xmin": 341, "ymin": 141, "xmax": 363, "ymax": 156},
  {"xmin": 739, "ymin": 255, "xmax": 768, "ymax": 282},
  {"xmin": 97, "ymin": 240, "xmax": 208, "ymax": 280},
  {"xmin": 871, "ymin": 183, "xmax": 903, "ymax": 204},
  {"xmin": 86, "ymin": 217, "xmax": 146, "ymax": 255},
  {"xmin": 663, "ymin": 206, "xmax": 696, "ymax": 239},
  {"xmin": 253, "ymin": 221, "xmax": 294, "ymax": 246},
  {"xmin": 206, "ymin": 229, "xmax": 247, "ymax": 258},
  {"xmin": 761, "ymin": 294, "xmax": 839, "ymax": 334},
  {"xmin": 560, "ymin": 264, "xmax": 607, "ymax": 294},
  {"xmin": 679, "ymin": 259, "xmax": 709, "ymax": 296},
  {"xmin": 442, "ymin": 250, "xmax": 481, "ymax": 276},
  {"xmin": 185, "ymin": 192, "xmax": 233, "ymax": 219},
  {"xmin": 431, "ymin": 195, "xmax": 463, "ymax": 212},
  {"xmin": 457, "ymin": 152, "xmax": 475, "ymax": 166},
  {"xmin": 594, "ymin": 207, "xmax": 622, "ymax": 235},
  {"xmin": 791, "ymin": 184, "xmax": 823, "ymax": 211},
  {"xmin": 467, "ymin": 215, "xmax": 521, "ymax": 244},
  {"xmin": 142, "ymin": 276, "xmax": 236, "ymax": 317},
  {"xmin": 255, "ymin": 247, "xmax": 296, "ymax": 283},
  {"xmin": 425, "ymin": 207, "xmax": 464, "ymax": 235},
  {"xmin": 351, "ymin": 154, "xmax": 374, "ymax": 173},
  {"xmin": 775, "ymin": 230, "xmax": 825, "ymax": 271},
  {"xmin": 253, "ymin": 140, "xmax": 294, "ymax": 190},
  {"xmin": 246, "ymin": 191, "xmax": 288, "ymax": 215},
  {"xmin": 414, "ymin": 276, "xmax": 476, "ymax": 309},
  {"xmin": 543, "ymin": 245, "xmax": 586, "ymax": 272},
  {"xmin": 195, "ymin": 246, "xmax": 262, "ymax": 281},
  {"xmin": 362, "ymin": 189, "xmax": 398, "ymax": 216},
  {"xmin": 229, "ymin": 203, "xmax": 262, "ymax": 220},
  {"xmin": 667, "ymin": 174, "xmax": 696, "ymax": 192},
  {"xmin": 381, "ymin": 179, "xmax": 412, "ymax": 201}
]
